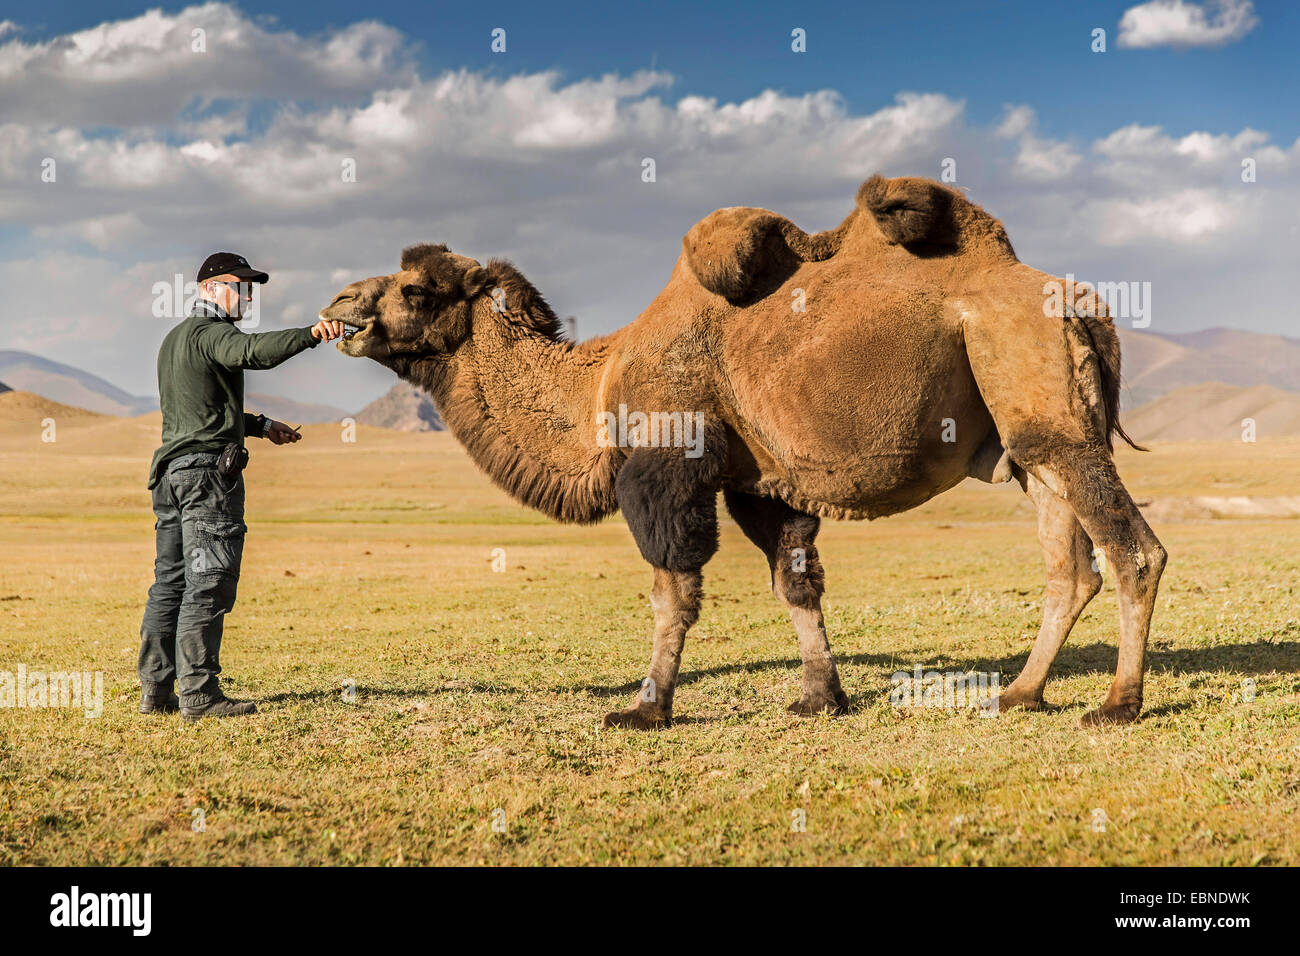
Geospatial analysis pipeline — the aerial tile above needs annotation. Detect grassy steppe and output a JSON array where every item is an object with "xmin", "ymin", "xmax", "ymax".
[{"xmin": 1, "ymin": 401, "xmax": 1297, "ymax": 865}]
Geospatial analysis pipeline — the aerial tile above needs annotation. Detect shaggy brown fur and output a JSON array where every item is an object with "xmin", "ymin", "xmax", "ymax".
[{"xmin": 323, "ymin": 173, "xmax": 1166, "ymax": 729}]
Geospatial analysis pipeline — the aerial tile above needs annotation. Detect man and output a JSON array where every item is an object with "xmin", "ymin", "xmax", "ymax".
[{"xmin": 138, "ymin": 252, "xmax": 345, "ymax": 720}]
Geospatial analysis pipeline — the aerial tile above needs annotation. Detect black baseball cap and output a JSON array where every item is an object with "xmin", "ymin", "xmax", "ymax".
[{"xmin": 197, "ymin": 251, "xmax": 269, "ymax": 284}]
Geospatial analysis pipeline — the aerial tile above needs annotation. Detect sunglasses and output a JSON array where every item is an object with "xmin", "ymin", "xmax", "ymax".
[{"xmin": 210, "ymin": 279, "xmax": 255, "ymax": 298}]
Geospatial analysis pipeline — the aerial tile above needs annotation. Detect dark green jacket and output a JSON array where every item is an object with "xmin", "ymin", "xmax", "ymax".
[{"xmin": 148, "ymin": 300, "xmax": 318, "ymax": 488}]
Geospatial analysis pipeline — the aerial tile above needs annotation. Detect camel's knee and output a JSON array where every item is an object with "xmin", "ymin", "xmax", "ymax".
[
  {"xmin": 1103, "ymin": 524, "xmax": 1166, "ymax": 594},
  {"xmin": 772, "ymin": 518, "xmax": 824, "ymax": 609},
  {"xmin": 1137, "ymin": 538, "xmax": 1167, "ymax": 592},
  {"xmin": 651, "ymin": 568, "xmax": 703, "ymax": 629},
  {"xmin": 1146, "ymin": 535, "xmax": 1168, "ymax": 576},
  {"xmin": 1082, "ymin": 568, "xmax": 1103, "ymax": 602},
  {"xmin": 1023, "ymin": 444, "xmax": 1166, "ymax": 595},
  {"xmin": 1043, "ymin": 559, "xmax": 1100, "ymax": 622},
  {"xmin": 1077, "ymin": 563, "xmax": 1103, "ymax": 606},
  {"xmin": 723, "ymin": 490, "xmax": 826, "ymax": 607},
  {"xmin": 774, "ymin": 548, "xmax": 824, "ymax": 609}
]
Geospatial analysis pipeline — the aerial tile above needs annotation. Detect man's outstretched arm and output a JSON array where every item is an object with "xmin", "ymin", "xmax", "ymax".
[{"xmin": 198, "ymin": 318, "xmax": 345, "ymax": 370}]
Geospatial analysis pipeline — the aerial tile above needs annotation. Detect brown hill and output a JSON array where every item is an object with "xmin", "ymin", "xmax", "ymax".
[
  {"xmin": 245, "ymin": 392, "xmax": 349, "ymax": 425},
  {"xmin": 1119, "ymin": 327, "xmax": 1300, "ymax": 409},
  {"xmin": 1125, "ymin": 382, "xmax": 1300, "ymax": 442},
  {"xmin": 0, "ymin": 389, "xmax": 108, "ymax": 429},
  {"xmin": 354, "ymin": 383, "xmax": 444, "ymax": 432}
]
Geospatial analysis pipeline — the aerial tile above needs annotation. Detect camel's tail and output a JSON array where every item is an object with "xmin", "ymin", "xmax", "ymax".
[{"xmin": 1075, "ymin": 310, "xmax": 1145, "ymax": 452}]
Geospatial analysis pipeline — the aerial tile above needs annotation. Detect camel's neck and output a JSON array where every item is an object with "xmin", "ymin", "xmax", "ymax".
[{"xmin": 394, "ymin": 314, "xmax": 620, "ymax": 524}]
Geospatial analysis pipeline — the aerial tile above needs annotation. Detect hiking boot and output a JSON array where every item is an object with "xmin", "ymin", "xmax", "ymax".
[
  {"xmin": 140, "ymin": 684, "xmax": 180, "ymax": 715},
  {"xmin": 181, "ymin": 696, "xmax": 258, "ymax": 722}
]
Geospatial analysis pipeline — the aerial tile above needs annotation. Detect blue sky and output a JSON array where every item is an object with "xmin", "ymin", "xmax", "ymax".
[
  {"xmin": 0, "ymin": 1, "xmax": 1295, "ymax": 409},
  {"xmin": 18, "ymin": 0, "xmax": 1297, "ymax": 141}
]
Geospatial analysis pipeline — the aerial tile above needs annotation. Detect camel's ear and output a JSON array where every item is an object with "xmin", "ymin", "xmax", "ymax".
[
  {"xmin": 462, "ymin": 265, "xmax": 488, "ymax": 298},
  {"xmin": 857, "ymin": 174, "xmax": 954, "ymax": 247}
]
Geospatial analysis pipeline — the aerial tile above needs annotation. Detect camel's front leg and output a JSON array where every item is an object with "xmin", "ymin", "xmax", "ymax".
[
  {"xmin": 604, "ymin": 445, "xmax": 722, "ymax": 729},
  {"xmin": 774, "ymin": 524, "xmax": 849, "ymax": 716},
  {"xmin": 603, "ymin": 568, "xmax": 702, "ymax": 729},
  {"xmin": 724, "ymin": 490, "xmax": 849, "ymax": 716}
]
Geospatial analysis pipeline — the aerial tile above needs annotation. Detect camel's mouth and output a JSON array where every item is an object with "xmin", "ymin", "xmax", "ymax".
[{"xmin": 334, "ymin": 319, "xmax": 373, "ymax": 357}]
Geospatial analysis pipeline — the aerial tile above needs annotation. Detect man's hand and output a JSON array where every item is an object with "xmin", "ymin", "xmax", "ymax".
[
  {"xmin": 311, "ymin": 319, "xmax": 345, "ymax": 342},
  {"xmin": 267, "ymin": 421, "xmax": 302, "ymax": 445}
]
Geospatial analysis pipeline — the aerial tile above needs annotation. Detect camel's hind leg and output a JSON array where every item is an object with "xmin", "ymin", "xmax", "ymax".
[
  {"xmin": 993, "ymin": 439, "xmax": 1165, "ymax": 724},
  {"xmin": 965, "ymin": 308, "xmax": 1166, "ymax": 724},
  {"xmin": 724, "ymin": 490, "xmax": 849, "ymax": 715},
  {"xmin": 1030, "ymin": 450, "xmax": 1166, "ymax": 725},
  {"xmin": 996, "ymin": 470, "xmax": 1102, "ymax": 712}
]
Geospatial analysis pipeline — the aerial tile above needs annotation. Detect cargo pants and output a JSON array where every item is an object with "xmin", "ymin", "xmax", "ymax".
[{"xmin": 138, "ymin": 453, "xmax": 247, "ymax": 707}]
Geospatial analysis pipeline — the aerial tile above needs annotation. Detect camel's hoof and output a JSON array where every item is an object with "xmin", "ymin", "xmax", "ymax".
[
  {"xmin": 984, "ymin": 689, "xmax": 1045, "ymax": 715},
  {"xmin": 787, "ymin": 689, "xmax": 850, "ymax": 717},
  {"xmin": 602, "ymin": 706, "xmax": 671, "ymax": 730},
  {"xmin": 1080, "ymin": 701, "xmax": 1141, "ymax": 727}
]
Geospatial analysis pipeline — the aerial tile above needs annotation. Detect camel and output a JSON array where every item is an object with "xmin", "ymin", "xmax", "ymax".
[{"xmin": 321, "ymin": 174, "xmax": 1167, "ymax": 729}]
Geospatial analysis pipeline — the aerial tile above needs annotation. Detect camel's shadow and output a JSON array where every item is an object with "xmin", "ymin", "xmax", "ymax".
[
  {"xmin": 261, "ymin": 641, "xmax": 1297, "ymax": 713},
  {"xmin": 574, "ymin": 639, "xmax": 1300, "ymax": 699}
]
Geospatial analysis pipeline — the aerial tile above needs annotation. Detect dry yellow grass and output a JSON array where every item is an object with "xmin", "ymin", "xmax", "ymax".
[{"xmin": 1, "ymin": 393, "xmax": 1297, "ymax": 865}]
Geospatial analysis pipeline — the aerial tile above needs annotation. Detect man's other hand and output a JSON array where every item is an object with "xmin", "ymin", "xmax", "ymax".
[
  {"xmin": 311, "ymin": 319, "xmax": 346, "ymax": 342},
  {"xmin": 267, "ymin": 421, "xmax": 302, "ymax": 445}
]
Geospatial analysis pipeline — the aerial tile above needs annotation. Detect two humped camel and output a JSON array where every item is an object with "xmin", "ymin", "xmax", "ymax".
[{"xmin": 322, "ymin": 174, "xmax": 1166, "ymax": 729}]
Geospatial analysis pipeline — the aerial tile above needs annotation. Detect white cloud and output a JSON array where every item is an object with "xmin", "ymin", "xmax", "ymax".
[
  {"xmin": 1082, "ymin": 189, "xmax": 1239, "ymax": 244},
  {"xmin": 1095, "ymin": 123, "xmax": 1278, "ymax": 164},
  {"xmin": 33, "ymin": 212, "xmax": 150, "ymax": 250},
  {"xmin": 995, "ymin": 105, "xmax": 1083, "ymax": 180},
  {"xmin": 995, "ymin": 105, "xmax": 1034, "ymax": 140},
  {"xmin": 1118, "ymin": 0, "xmax": 1259, "ymax": 49},
  {"xmin": 0, "ymin": 2, "xmax": 414, "ymax": 126}
]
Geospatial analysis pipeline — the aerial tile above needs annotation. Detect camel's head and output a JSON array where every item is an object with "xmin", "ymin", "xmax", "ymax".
[{"xmin": 322, "ymin": 243, "xmax": 489, "ymax": 363}]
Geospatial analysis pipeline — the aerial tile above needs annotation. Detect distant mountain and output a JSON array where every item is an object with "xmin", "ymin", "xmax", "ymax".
[
  {"xmin": 0, "ymin": 351, "xmax": 348, "ymax": 423},
  {"xmin": 244, "ymin": 393, "xmax": 350, "ymax": 425},
  {"xmin": 0, "ymin": 350, "xmax": 156, "ymax": 416},
  {"xmin": 354, "ymin": 382, "xmax": 444, "ymax": 431},
  {"xmin": 0, "ymin": 379, "xmax": 10, "ymax": 394},
  {"xmin": 1125, "ymin": 382, "xmax": 1300, "ymax": 442},
  {"xmin": 1118, "ymin": 327, "xmax": 1300, "ymax": 410}
]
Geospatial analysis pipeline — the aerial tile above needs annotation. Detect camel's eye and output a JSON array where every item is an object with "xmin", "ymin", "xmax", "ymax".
[{"xmin": 402, "ymin": 284, "xmax": 435, "ymax": 303}]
